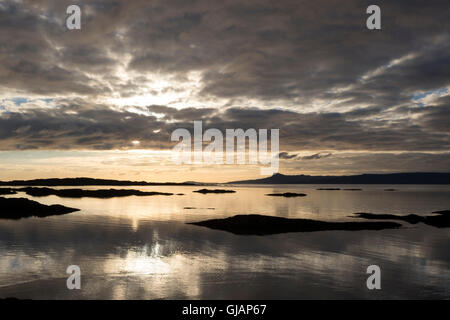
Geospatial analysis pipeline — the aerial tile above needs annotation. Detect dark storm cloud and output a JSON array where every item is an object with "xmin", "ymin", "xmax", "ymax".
[
  {"xmin": 0, "ymin": 0, "xmax": 449, "ymax": 158},
  {"xmin": 278, "ymin": 152, "xmax": 297, "ymax": 160},
  {"xmin": 416, "ymin": 95, "xmax": 450, "ymax": 133},
  {"xmin": 278, "ymin": 152, "xmax": 333, "ymax": 160},
  {"xmin": 282, "ymin": 152, "xmax": 450, "ymax": 175},
  {"xmin": 0, "ymin": 103, "xmax": 165, "ymax": 150},
  {"xmin": 1, "ymin": 0, "xmax": 448, "ymax": 101},
  {"xmin": 0, "ymin": 102, "xmax": 448, "ymax": 152},
  {"xmin": 147, "ymin": 105, "xmax": 217, "ymax": 121},
  {"xmin": 0, "ymin": 1, "xmax": 112, "ymax": 95},
  {"xmin": 299, "ymin": 152, "xmax": 333, "ymax": 160}
]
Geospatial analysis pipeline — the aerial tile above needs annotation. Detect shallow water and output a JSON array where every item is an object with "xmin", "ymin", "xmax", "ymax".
[{"xmin": 0, "ymin": 184, "xmax": 449, "ymax": 299}]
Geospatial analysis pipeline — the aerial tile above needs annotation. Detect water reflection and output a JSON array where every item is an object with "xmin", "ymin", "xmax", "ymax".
[{"xmin": 0, "ymin": 185, "xmax": 449, "ymax": 299}]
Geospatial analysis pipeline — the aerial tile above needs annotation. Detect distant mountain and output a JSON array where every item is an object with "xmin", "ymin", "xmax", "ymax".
[
  {"xmin": 2, "ymin": 173, "xmax": 448, "ymax": 186},
  {"xmin": 228, "ymin": 172, "xmax": 450, "ymax": 184},
  {"xmin": 0, "ymin": 177, "xmax": 207, "ymax": 187}
]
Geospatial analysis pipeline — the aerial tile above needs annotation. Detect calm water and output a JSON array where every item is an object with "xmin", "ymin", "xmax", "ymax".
[{"xmin": 0, "ymin": 185, "xmax": 449, "ymax": 299}]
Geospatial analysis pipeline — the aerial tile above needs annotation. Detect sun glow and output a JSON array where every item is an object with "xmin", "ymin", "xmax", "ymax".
[{"xmin": 104, "ymin": 70, "xmax": 204, "ymax": 108}]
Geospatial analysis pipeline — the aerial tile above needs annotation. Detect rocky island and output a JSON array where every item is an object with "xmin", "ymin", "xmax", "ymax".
[
  {"xmin": 193, "ymin": 189, "xmax": 236, "ymax": 194},
  {"xmin": 0, "ymin": 197, "xmax": 80, "ymax": 220},
  {"xmin": 16, "ymin": 187, "xmax": 174, "ymax": 198},
  {"xmin": 188, "ymin": 214, "xmax": 402, "ymax": 235},
  {"xmin": 266, "ymin": 192, "xmax": 307, "ymax": 197}
]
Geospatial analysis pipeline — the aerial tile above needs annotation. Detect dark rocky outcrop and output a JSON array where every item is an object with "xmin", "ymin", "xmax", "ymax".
[
  {"xmin": 188, "ymin": 214, "xmax": 401, "ymax": 235},
  {"xmin": 18, "ymin": 187, "xmax": 173, "ymax": 198},
  {"xmin": 193, "ymin": 189, "xmax": 236, "ymax": 194},
  {"xmin": 0, "ymin": 197, "xmax": 79, "ymax": 220},
  {"xmin": 0, "ymin": 188, "xmax": 17, "ymax": 195},
  {"xmin": 229, "ymin": 172, "xmax": 450, "ymax": 184},
  {"xmin": 432, "ymin": 210, "xmax": 450, "ymax": 215},
  {"xmin": 353, "ymin": 210, "xmax": 450, "ymax": 228},
  {"xmin": 266, "ymin": 192, "xmax": 307, "ymax": 197},
  {"xmin": 424, "ymin": 214, "xmax": 450, "ymax": 228},
  {"xmin": 0, "ymin": 177, "xmax": 203, "ymax": 186},
  {"xmin": 353, "ymin": 212, "xmax": 423, "ymax": 224}
]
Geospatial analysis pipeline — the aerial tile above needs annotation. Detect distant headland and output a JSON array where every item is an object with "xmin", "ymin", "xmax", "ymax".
[
  {"xmin": 0, "ymin": 177, "xmax": 209, "ymax": 187},
  {"xmin": 228, "ymin": 172, "xmax": 450, "ymax": 185},
  {"xmin": 0, "ymin": 172, "xmax": 449, "ymax": 186}
]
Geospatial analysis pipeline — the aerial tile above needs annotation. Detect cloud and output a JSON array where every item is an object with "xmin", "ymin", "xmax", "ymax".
[
  {"xmin": 278, "ymin": 152, "xmax": 297, "ymax": 160},
  {"xmin": 0, "ymin": 0, "xmax": 448, "ymax": 106},
  {"xmin": 299, "ymin": 152, "xmax": 333, "ymax": 160},
  {"xmin": 281, "ymin": 152, "xmax": 450, "ymax": 176},
  {"xmin": 278, "ymin": 152, "xmax": 333, "ymax": 160},
  {"xmin": 0, "ymin": 100, "xmax": 448, "ymax": 153},
  {"xmin": 0, "ymin": 0, "xmax": 449, "ymax": 174}
]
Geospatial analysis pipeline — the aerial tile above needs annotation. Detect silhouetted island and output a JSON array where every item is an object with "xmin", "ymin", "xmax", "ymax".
[
  {"xmin": 353, "ymin": 210, "xmax": 450, "ymax": 228},
  {"xmin": 0, "ymin": 188, "xmax": 17, "ymax": 195},
  {"xmin": 317, "ymin": 188, "xmax": 341, "ymax": 190},
  {"xmin": 0, "ymin": 177, "xmax": 207, "ymax": 187},
  {"xmin": 266, "ymin": 192, "xmax": 307, "ymax": 197},
  {"xmin": 188, "ymin": 214, "xmax": 401, "ymax": 235},
  {"xmin": 229, "ymin": 172, "xmax": 450, "ymax": 184},
  {"xmin": 352, "ymin": 212, "xmax": 423, "ymax": 224},
  {"xmin": 0, "ymin": 197, "xmax": 79, "ymax": 220},
  {"xmin": 433, "ymin": 210, "xmax": 450, "ymax": 215},
  {"xmin": 343, "ymin": 188, "xmax": 363, "ymax": 191},
  {"xmin": 193, "ymin": 189, "xmax": 236, "ymax": 194},
  {"xmin": 17, "ymin": 187, "xmax": 173, "ymax": 198}
]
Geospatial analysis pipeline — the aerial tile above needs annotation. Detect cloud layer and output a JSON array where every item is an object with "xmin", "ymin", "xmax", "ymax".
[{"xmin": 0, "ymin": 0, "xmax": 449, "ymax": 176}]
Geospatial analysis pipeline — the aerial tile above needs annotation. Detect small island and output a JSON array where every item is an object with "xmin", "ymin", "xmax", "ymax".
[
  {"xmin": 352, "ymin": 210, "xmax": 450, "ymax": 228},
  {"xmin": 16, "ymin": 187, "xmax": 174, "ymax": 198},
  {"xmin": 0, "ymin": 197, "xmax": 80, "ymax": 220},
  {"xmin": 352, "ymin": 212, "xmax": 424, "ymax": 224},
  {"xmin": 188, "ymin": 214, "xmax": 401, "ymax": 235},
  {"xmin": 193, "ymin": 189, "xmax": 236, "ymax": 194},
  {"xmin": 266, "ymin": 192, "xmax": 307, "ymax": 197},
  {"xmin": 0, "ymin": 188, "xmax": 17, "ymax": 195}
]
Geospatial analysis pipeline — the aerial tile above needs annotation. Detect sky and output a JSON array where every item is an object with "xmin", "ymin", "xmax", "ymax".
[{"xmin": 0, "ymin": 0, "xmax": 449, "ymax": 182}]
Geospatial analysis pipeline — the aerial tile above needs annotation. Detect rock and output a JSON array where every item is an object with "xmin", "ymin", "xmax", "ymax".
[
  {"xmin": 0, "ymin": 188, "xmax": 17, "ymax": 195},
  {"xmin": 432, "ymin": 210, "xmax": 450, "ymax": 215},
  {"xmin": 352, "ymin": 212, "xmax": 423, "ymax": 224},
  {"xmin": 0, "ymin": 197, "xmax": 79, "ymax": 220},
  {"xmin": 353, "ymin": 210, "xmax": 450, "ymax": 228},
  {"xmin": 17, "ymin": 187, "xmax": 173, "ymax": 198},
  {"xmin": 266, "ymin": 192, "xmax": 307, "ymax": 197},
  {"xmin": 193, "ymin": 189, "xmax": 236, "ymax": 194},
  {"xmin": 188, "ymin": 214, "xmax": 401, "ymax": 235}
]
